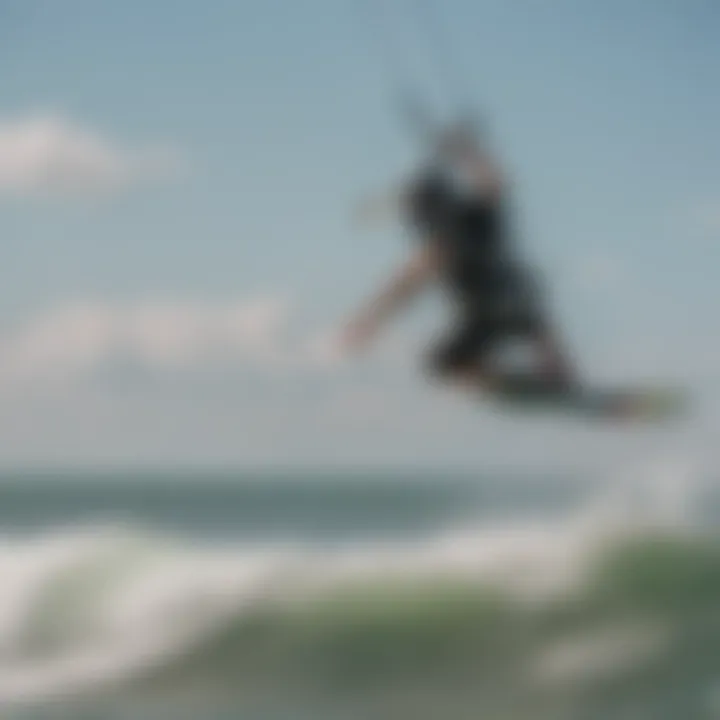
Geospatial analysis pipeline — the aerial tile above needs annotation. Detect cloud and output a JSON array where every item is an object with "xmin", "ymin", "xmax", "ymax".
[
  {"xmin": 0, "ymin": 294, "xmax": 421, "ymax": 396},
  {"xmin": 0, "ymin": 297, "xmax": 289, "ymax": 389},
  {"xmin": 0, "ymin": 115, "xmax": 181, "ymax": 197}
]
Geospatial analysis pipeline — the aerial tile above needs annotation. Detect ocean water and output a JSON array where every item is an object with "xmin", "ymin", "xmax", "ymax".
[{"xmin": 0, "ymin": 467, "xmax": 718, "ymax": 720}]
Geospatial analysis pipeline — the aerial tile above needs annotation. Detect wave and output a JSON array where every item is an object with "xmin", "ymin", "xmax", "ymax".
[{"xmin": 1, "ymin": 471, "xmax": 719, "ymax": 719}]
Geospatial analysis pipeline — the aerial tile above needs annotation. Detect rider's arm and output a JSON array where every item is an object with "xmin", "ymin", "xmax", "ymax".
[{"xmin": 342, "ymin": 243, "xmax": 442, "ymax": 348}]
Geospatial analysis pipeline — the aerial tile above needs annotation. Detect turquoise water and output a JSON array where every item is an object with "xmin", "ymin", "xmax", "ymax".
[{"xmin": 0, "ymin": 470, "xmax": 718, "ymax": 719}]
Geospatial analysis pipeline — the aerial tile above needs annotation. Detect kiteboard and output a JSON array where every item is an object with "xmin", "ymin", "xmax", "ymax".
[{"xmin": 492, "ymin": 382, "xmax": 688, "ymax": 423}]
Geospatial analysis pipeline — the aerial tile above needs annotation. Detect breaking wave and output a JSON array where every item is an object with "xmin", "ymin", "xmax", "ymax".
[{"xmin": 1, "ymin": 468, "xmax": 719, "ymax": 719}]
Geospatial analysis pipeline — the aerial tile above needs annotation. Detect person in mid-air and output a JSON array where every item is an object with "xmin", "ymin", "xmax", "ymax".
[{"xmin": 340, "ymin": 124, "xmax": 577, "ymax": 403}]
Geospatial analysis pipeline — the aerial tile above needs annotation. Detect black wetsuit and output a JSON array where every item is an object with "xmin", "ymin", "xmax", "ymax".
[{"xmin": 407, "ymin": 170, "xmax": 545, "ymax": 374}]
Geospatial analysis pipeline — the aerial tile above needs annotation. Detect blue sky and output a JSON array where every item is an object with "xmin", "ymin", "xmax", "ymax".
[{"xmin": 0, "ymin": 0, "xmax": 718, "ymax": 470}]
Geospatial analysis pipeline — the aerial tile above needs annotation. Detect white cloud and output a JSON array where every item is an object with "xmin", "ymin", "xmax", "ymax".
[
  {"xmin": 0, "ymin": 297, "xmax": 289, "ymax": 389},
  {"xmin": 0, "ymin": 295, "xmax": 418, "ymax": 395},
  {"xmin": 0, "ymin": 115, "xmax": 181, "ymax": 197}
]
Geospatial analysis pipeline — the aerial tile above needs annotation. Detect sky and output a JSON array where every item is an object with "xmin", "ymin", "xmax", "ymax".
[{"xmin": 0, "ymin": 0, "xmax": 718, "ymax": 471}]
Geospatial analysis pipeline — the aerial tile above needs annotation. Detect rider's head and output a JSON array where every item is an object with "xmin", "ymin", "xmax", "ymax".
[{"xmin": 436, "ymin": 119, "xmax": 483, "ymax": 164}]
